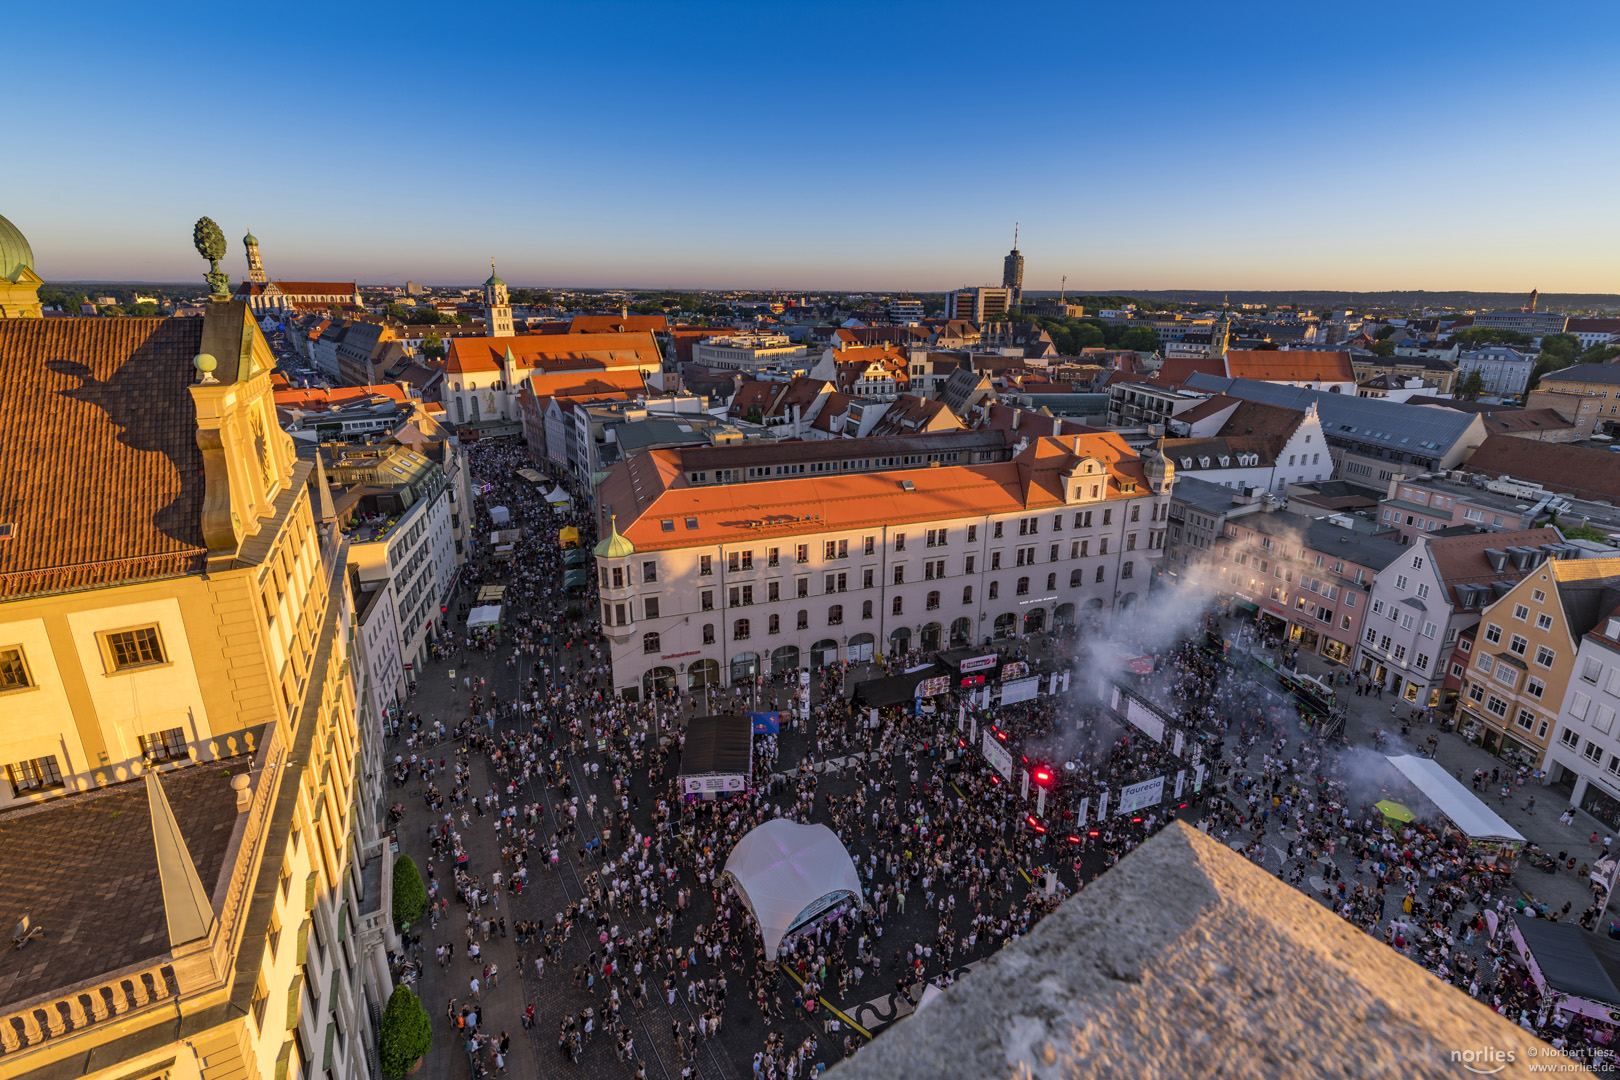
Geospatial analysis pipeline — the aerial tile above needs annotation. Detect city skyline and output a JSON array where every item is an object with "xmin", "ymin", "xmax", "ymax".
[{"xmin": 10, "ymin": 1, "xmax": 1620, "ymax": 293}]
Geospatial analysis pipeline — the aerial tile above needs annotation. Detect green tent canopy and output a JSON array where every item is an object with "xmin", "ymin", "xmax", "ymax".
[
  {"xmin": 565, "ymin": 548, "xmax": 589, "ymax": 566},
  {"xmin": 563, "ymin": 568, "xmax": 589, "ymax": 589}
]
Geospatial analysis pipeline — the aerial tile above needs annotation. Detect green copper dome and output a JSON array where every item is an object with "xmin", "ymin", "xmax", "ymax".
[
  {"xmin": 243, "ymin": 228, "xmax": 259, "ymax": 246},
  {"xmin": 593, "ymin": 516, "xmax": 634, "ymax": 559},
  {"xmin": 485, "ymin": 270, "xmax": 505, "ymax": 288},
  {"xmin": 0, "ymin": 213, "xmax": 35, "ymax": 283}
]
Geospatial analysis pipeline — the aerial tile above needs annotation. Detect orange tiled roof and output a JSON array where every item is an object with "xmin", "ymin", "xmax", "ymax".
[
  {"xmin": 603, "ymin": 432, "xmax": 1147, "ymax": 552},
  {"xmin": 0, "ymin": 317, "xmax": 209, "ymax": 599},
  {"xmin": 1225, "ymin": 350, "xmax": 1355, "ymax": 383},
  {"xmin": 569, "ymin": 314, "xmax": 669, "ymax": 334},
  {"xmin": 273, "ymin": 384, "xmax": 407, "ymax": 411},
  {"xmin": 270, "ymin": 281, "xmax": 360, "ymax": 295},
  {"xmin": 524, "ymin": 368, "xmax": 646, "ymax": 399},
  {"xmin": 446, "ymin": 331, "xmax": 662, "ymax": 375}
]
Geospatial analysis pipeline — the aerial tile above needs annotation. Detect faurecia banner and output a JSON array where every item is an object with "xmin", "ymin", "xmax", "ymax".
[{"xmin": 960, "ymin": 654, "xmax": 998, "ymax": 673}]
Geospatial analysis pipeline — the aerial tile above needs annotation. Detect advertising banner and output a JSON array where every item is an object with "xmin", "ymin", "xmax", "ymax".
[
  {"xmin": 1117, "ymin": 776, "xmax": 1165, "ymax": 816},
  {"xmin": 1000, "ymin": 676, "xmax": 1041, "ymax": 706},
  {"xmin": 683, "ymin": 775, "xmax": 746, "ymax": 795},
  {"xmin": 1125, "ymin": 698, "xmax": 1166, "ymax": 743},
  {"xmin": 746, "ymin": 712, "xmax": 780, "ymax": 735},
  {"xmin": 981, "ymin": 730, "xmax": 1013, "ymax": 781},
  {"xmin": 916, "ymin": 675, "xmax": 951, "ymax": 698},
  {"xmin": 1097, "ymin": 789, "xmax": 1109, "ymax": 820},
  {"xmin": 960, "ymin": 654, "xmax": 998, "ymax": 673},
  {"xmin": 1002, "ymin": 660, "xmax": 1030, "ymax": 680},
  {"xmin": 1076, "ymin": 796, "xmax": 1089, "ymax": 827},
  {"xmin": 1174, "ymin": 770, "xmax": 1186, "ymax": 799},
  {"xmin": 1172, "ymin": 730, "xmax": 1185, "ymax": 759}
]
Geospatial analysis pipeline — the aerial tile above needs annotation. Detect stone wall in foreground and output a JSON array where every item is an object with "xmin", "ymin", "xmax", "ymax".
[{"xmin": 829, "ymin": 822, "xmax": 1580, "ymax": 1079}]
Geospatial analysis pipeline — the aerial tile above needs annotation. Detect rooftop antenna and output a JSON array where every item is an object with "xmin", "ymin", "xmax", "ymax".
[
  {"xmin": 1060, "ymin": 275, "xmax": 1067, "ymax": 302},
  {"xmin": 1013, "ymin": 222, "xmax": 1019, "ymax": 250}
]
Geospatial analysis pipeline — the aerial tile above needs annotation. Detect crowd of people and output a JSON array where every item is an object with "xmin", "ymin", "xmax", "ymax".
[{"xmin": 379, "ymin": 437, "xmax": 1617, "ymax": 1078}]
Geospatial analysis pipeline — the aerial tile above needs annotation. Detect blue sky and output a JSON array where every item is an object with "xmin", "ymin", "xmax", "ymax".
[{"xmin": 9, "ymin": 1, "xmax": 1620, "ymax": 293}]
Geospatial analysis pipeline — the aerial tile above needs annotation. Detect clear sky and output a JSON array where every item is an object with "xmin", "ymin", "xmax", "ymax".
[{"xmin": 10, "ymin": 1, "xmax": 1619, "ymax": 293}]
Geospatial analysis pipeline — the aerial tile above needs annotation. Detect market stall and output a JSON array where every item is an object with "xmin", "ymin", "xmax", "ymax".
[
  {"xmin": 679, "ymin": 714, "xmax": 752, "ymax": 798},
  {"xmin": 1383, "ymin": 754, "xmax": 1526, "ymax": 867},
  {"xmin": 559, "ymin": 526, "xmax": 581, "ymax": 549},
  {"xmin": 488, "ymin": 505, "xmax": 511, "ymax": 527},
  {"xmin": 467, "ymin": 604, "xmax": 502, "ymax": 630},
  {"xmin": 1510, "ymin": 914, "xmax": 1620, "ymax": 1026}
]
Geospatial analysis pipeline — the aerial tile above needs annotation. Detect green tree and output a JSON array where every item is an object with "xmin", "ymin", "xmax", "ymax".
[
  {"xmin": 1374, "ymin": 324, "xmax": 1398, "ymax": 340},
  {"xmin": 1582, "ymin": 343, "xmax": 1620, "ymax": 364},
  {"xmin": 379, "ymin": 985, "xmax": 433, "ymax": 1077},
  {"xmin": 1458, "ymin": 370, "xmax": 1485, "ymax": 400},
  {"xmin": 1117, "ymin": 327, "xmax": 1159, "ymax": 353},
  {"xmin": 1538, "ymin": 333, "xmax": 1582, "ymax": 365},
  {"xmin": 100, "ymin": 304, "xmax": 127, "ymax": 318},
  {"xmin": 392, "ymin": 854, "xmax": 426, "ymax": 930},
  {"xmin": 1450, "ymin": 327, "xmax": 1535, "ymax": 348},
  {"xmin": 1370, "ymin": 340, "xmax": 1396, "ymax": 357},
  {"xmin": 1073, "ymin": 323, "xmax": 1106, "ymax": 350},
  {"xmin": 127, "ymin": 301, "xmax": 162, "ymax": 317},
  {"xmin": 420, "ymin": 333, "xmax": 447, "ymax": 362}
]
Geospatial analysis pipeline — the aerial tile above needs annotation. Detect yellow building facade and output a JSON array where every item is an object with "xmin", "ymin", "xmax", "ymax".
[{"xmin": 0, "ymin": 272, "xmax": 389, "ymax": 1080}]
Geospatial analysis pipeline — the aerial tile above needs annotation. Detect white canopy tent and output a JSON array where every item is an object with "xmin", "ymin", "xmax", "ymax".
[
  {"xmin": 488, "ymin": 505, "xmax": 511, "ymax": 526},
  {"xmin": 545, "ymin": 486, "xmax": 573, "ymax": 507},
  {"xmin": 1384, "ymin": 754, "xmax": 1526, "ymax": 846},
  {"xmin": 467, "ymin": 604, "xmax": 502, "ymax": 630},
  {"xmin": 722, "ymin": 820, "xmax": 864, "ymax": 961}
]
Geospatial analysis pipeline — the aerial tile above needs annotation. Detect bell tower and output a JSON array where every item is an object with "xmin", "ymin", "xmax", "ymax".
[
  {"xmin": 243, "ymin": 228, "xmax": 266, "ymax": 283},
  {"xmin": 483, "ymin": 259, "xmax": 513, "ymax": 338}
]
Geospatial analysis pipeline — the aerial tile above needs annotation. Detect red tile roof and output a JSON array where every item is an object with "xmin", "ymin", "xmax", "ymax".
[
  {"xmin": 0, "ymin": 317, "xmax": 209, "ymax": 599},
  {"xmin": 1225, "ymin": 350, "xmax": 1355, "ymax": 383},
  {"xmin": 446, "ymin": 331, "xmax": 662, "ymax": 375},
  {"xmin": 523, "ymin": 368, "xmax": 646, "ymax": 399},
  {"xmin": 273, "ymin": 384, "xmax": 407, "ymax": 411},
  {"xmin": 1429, "ymin": 528, "xmax": 1566, "ymax": 603},
  {"xmin": 601, "ymin": 432, "xmax": 1148, "ymax": 551},
  {"xmin": 568, "ymin": 314, "xmax": 669, "ymax": 334},
  {"xmin": 1462, "ymin": 436, "xmax": 1620, "ymax": 501}
]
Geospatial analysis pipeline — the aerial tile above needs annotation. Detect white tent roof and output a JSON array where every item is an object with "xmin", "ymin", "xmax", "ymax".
[
  {"xmin": 1384, "ymin": 755, "xmax": 1526, "ymax": 843},
  {"xmin": 722, "ymin": 820, "xmax": 863, "ymax": 961},
  {"xmin": 545, "ymin": 486, "xmax": 572, "ymax": 505},
  {"xmin": 489, "ymin": 505, "xmax": 511, "ymax": 526},
  {"xmin": 467, "ymin": 604, "xmax": 502, "ymax": 629}
]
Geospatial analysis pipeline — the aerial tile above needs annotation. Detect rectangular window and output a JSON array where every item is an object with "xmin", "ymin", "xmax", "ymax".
[
  {"xmin": 1562, "ymin": 728, "xmax": 1582, "ymax": 750},
  {"xmin": 796, "ymin": 544, "xmax": 809, "ymax": 564},
  {"xmin": 1485, "ymin": 695, "xmax": 1508, "ymax": 718},
  {"xmin": 104, "ymin": 626, "xmax": 165, "ymax": 671},
  {"xmin": 139, "ymin": 727, "xmax": 189, "ymax": 763},
  {"xmin": 1512, "ymin": 604, "xmax": 1529, "ymax": 622},
  {"xmin": 767, "ymin": 582, "xmax": 779, "ymax": 603},
  {"xmin": 1509, "ymin": 634, "xmax": 1528, "ymax": 656},
  {"xmin": 728, "ymin": 552, "xmax": 739, "ymax": 572},
  {"xmin": 1536, "ymin": 613, "xmax": 1553, "ymax": 631},
  {"xmin": 1536, "ymin": 645, "xmax": 1556, "ymax": 668},
  {"xmin": 700, "ymin": 555, "xmax": 713, "ymax": 576},
  {"xmin": 642, "ymin": 561, "xmax": 657, "ymax": 583},
  {"xmin": 893, "ymin": 566, "xmax": 904, "ymax": 585},
  {"xmin": 1484, "ymin": 623, "xmax": 1502, "ymax": 645},
  {"xmin": 768, "ymin": 547, "xmax": 779, "ymax": 567},
  {"xmin": 5, "ymin": 755, "xmax": 63, "ymax": 795},
  {"xmin": 701, "ymin": 590, "xmax": 714, "ymax": 611},
  {"xmin": 741, "ymin": 551, "xmax": 753, "ymax": 570},
  {"xmin": 0, "ymin": 647, "xmax": 31, "ymax": 691},
  {"xmin": 797, "ymin": 578, "xmax": 809, "ymax": 598},
  {"xmin": 894, "ymin": 533, "xmax": 906, "ymax": 551},
  {"xmin": 644, "ymin": 597, "xmax": 660, "ymax": 619}
]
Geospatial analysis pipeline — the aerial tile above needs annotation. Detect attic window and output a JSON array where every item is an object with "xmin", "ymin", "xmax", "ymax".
[
  {"xmin": 685, "ymin": 518, "xmax": 698, "ymax": 530},
  {"xmin": 660, "ymin": 519, "xmax": 674, "ymax": 532},
  {"xmin": 0, "ymin": 524, "xmax": 10, "ymax": 539},
  {"xmin": 1180, "ymin": 457, "xmax": 1192, "ymax": 468}
]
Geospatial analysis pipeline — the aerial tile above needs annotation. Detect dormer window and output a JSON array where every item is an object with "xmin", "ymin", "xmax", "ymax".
[
  {"xmin": 1218, "ymin": 456, "xmax": 1230, "ymax": 467},
  {"xmin": 1199, "ymin": 457, "xmax": 1210, "ymax": 468},
  {"xmin": 1180, "ymin": 457, "xmax": 1193, "ymax": 468}
]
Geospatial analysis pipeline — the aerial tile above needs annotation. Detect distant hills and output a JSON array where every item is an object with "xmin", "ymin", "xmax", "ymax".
[{"xmin": 1022, "ymin": 289, "xmax": 1620, "ymax": 312}]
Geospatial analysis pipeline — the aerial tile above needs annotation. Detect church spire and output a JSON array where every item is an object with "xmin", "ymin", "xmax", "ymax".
[
  {"xmin": 483, "ymin": 260, "xmax": 513, "ymax": 337},
  {"xmin": 244, "ymin": 228, "xmax": 266, "ymax": 284}
]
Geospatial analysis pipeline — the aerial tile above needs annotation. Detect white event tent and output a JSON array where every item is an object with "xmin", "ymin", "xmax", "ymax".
[{"xmin": 722, "ymin": 820, "xmax": 863, "ymax": 961}]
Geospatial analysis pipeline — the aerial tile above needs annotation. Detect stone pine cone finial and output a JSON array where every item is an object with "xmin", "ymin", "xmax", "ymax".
[{"xmin": 193, "ymin": 217, "xmax": 230, "ymax": 298}]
